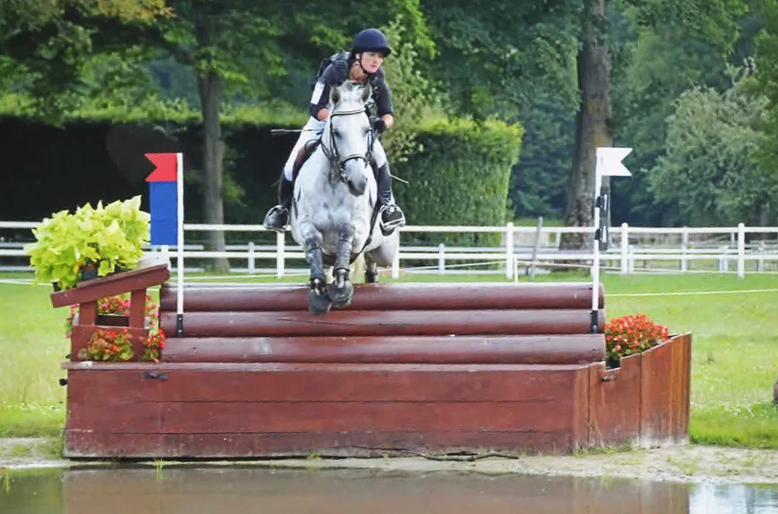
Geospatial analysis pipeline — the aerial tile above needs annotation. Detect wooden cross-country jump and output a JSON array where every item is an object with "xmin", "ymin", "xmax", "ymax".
[{"xmin": 54, "ymin": 263, "xmax": 690, "ymax": 458}]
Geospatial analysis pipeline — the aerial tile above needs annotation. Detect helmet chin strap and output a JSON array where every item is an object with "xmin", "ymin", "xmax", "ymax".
[{"xmin": 354, "ymin": 54, "xmax": 376, "ymax": 79}]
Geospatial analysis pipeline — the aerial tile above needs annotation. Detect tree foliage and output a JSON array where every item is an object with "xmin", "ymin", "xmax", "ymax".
[{"xmin": 649, "ymin": 78, "xmax": 775, "ymax": 225}]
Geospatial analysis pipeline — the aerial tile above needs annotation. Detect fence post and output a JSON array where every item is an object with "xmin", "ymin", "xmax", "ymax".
[
  {"xmin": 276, "ymin": 231, "xmax": 285, "ymax": 278},
  {"xmin": 505, "ymin": 222, "xmax": 514, "ymax": 279},
  {"xmin": 620, "ymin": 222, "xmax": 629, "ymax": 274},
  {"xmin": 628, "ymin": 244, "xmax": 635, "ymax": 273},
  {"xmin": 392, "ymin": 231, "xmax": 400, "ymax": 279},
  {"xmin": 248, "ymin": 242, "xmax": 256, "ymax": 274},
  {"xmin": 529, "ymin": 217, "xmax": 543, "ymax": 280},
  {"xmin": 438, "ymin": 243, "xmax": 446, "ymax": 274},
  {"xmin": 737, "ymin": 222, "xmax": 745, "ymax": 278},
  {"xmin": 681, "ymin": 227, "xmax": 688, "ymax": 272},
  {"xmin": 758, "ymin": 240, "xmax": 766, "ymax": 273},
  {"xmin": 719, "ymin": 245, "xmax": 729, "ymax": 272}
]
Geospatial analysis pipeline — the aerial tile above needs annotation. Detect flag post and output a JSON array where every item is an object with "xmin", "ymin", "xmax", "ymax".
[
  {"xmin": 592, "ymin": 147, "xmax": 632, "ymax": 333},
  {"xmin": 175, "ymin": 152, "xmax": 184, "ymax": 336},
  {"xmin": 145, "ymin": 152, "xmax": 185, "ymax": 336}
]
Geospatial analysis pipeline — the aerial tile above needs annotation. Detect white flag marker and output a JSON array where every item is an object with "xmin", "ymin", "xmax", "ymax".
[{"xmin": 596, "ymin": 147, "xmax": 633, "ymax": 177}]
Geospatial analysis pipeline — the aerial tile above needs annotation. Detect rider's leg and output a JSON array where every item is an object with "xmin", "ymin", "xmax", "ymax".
[
  {"xmin": 264, "ymin": 133, "xmax": 318, "ymax": 233},
  {"xmin": 372, "ymin": 140, "xmax": 406, "ymax": 232}
]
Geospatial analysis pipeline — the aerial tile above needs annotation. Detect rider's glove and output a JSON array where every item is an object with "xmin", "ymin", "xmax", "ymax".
[{"xmin": 371, "ymin": 117, "xmax": 387, "ymax": 135}]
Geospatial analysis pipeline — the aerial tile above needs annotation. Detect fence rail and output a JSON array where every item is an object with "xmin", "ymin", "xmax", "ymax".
[{"xmin": 3, "ymin": 221, "xmax": 778, "ymax": 278}]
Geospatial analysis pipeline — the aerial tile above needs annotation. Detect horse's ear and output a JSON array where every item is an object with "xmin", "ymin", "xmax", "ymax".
[
  {"xmin": 330, "ymin": 85, "xmax": 341, "ymax": 106},
  {"xmin": 361, "ymin": 84, "xmax": 372, "ymax": 104}
]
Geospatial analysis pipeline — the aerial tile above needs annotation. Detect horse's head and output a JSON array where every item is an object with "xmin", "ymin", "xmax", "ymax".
[{"xmin": 324, "ymin": 81, "xmax": 373, "ymax": 197}]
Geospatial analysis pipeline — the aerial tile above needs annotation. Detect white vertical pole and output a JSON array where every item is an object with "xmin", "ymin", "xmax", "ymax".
[
  {"xmin": 438, "ymin": 243, "xmax": 445, "ymax": 274},
  {"xmin": 737, "ymin": 222, "xmax": 745, "ymax": 278},
  {"xmin": 505, "ymin": 222, "xmax": 514, "ymax": 279},
  {"xmin": 392, "ymin": 231, "xmax": 400, "ymax": 279},
  {"xmin": 248, "ymin": 241, "xmax": 256, "ymax": 274},
  {"xmin": 276, "ymin": 231, "xmax": 285, "ymax": 278},
  {"xmin": 176, "ymin": 153, "xmax": 184, "ymax": 329},
  {"xmin": 681, "ymin": 227, "xmax": 688, "ymax": 272},
  {"xmin": 620, "ymin": 222, "xmax": 629, "ymax": 274},
  {"xmin": 628, "ymin": 245, "xmax": 635, "ymax": 273}
]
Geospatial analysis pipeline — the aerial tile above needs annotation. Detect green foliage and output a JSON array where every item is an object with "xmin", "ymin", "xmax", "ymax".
[
  {"xmin": 752, "ymin": 0, "xmax": 778, "ymax": 185},
  {"xmin": 510, "ymin": 97, "xmax": 574, "ymax": 219},
  {"xmin": 381, "ymin": 15, "xmax": 440, "ymax": 164},
  {"xmin": 393, "ymin": 118, "xmax": 523, "ymax": 245},
  {"xmin": 420, "ymin": 0, "xmax": 581, "ymax": 120},
  {"xmin": 648, "ymin": 78, "xmax": 776, "ymax": 225},
  {"xmin": 24, "ymin": 196, "xmax": 150, "ymax": 289}
]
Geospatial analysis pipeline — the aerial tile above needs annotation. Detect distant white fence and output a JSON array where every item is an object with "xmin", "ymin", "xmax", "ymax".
[{"xmin": 3, "ymin": 221, "xmax": 778, "ymax": 278}]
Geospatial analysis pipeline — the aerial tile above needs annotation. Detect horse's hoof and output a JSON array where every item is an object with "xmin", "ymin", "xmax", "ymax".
[
  {"xmin": 308, "ymin": 288, "xmax": 331, "ymax": 316},
  {"xmin": 365, "ymin": 271, "xmax": 378, "ymax": 284},
  {"xmin": 329, "ymin": 280, "xmax": 354, "ymax": 309}
]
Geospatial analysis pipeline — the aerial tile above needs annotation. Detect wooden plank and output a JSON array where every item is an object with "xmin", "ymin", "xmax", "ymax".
[
  {"xmin": 160, "ymin": 282, "xmax": 605, "ymax": 312},
  {"xmin": 66, "ymin": 399, "xmax": 577, "ymax": 434},
  {"xmin": 160, "ymin": 310, "xmax": 606, "ymax": 338},
  {"xmin": 51, "ymin": 263, "xmax": 169, "ymax": 308},
  {"xmin": 570, "ymin": 365, "xmax": 590, "ymax": 450},
  {"xmin": 64, "ymin": 430, "xmax": 580, "ymax": 458},
  {"xmin": 160, "ymin": 335, "xmax": 605, "ymax": 364},
  {"xmin": 64, "ymin": 364, "xmax": 590, "ymax": 402},
  {"xmin": 588, "ymin": 356, "xmax": 641, "ymax": 447},
  {"xmin": 639, "ymin": 334, "xmax": 691, "ymax": 446}
]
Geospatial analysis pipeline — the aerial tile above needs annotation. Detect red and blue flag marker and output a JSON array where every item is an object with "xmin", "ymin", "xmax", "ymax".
[{"xmin": 146, "ymin": 152, "xmax": 185, "ymax": 334}]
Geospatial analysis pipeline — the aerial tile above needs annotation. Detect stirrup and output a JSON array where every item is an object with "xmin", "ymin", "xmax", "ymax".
[
  {"xmin": 378, "ymin": 203, "xmax": 405, "ymax": 234},
  {"xmin": 263, "ymin": 205, "xmax": 289, "ymax": 234}
]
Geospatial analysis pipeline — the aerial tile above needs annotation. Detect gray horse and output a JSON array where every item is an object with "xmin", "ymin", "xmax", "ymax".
[{"xmin": 290, "ymin": 80, "xmax": 398, "ymax": 315}]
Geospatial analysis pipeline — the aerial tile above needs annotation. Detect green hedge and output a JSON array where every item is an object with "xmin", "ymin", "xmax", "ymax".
[{"xmin": 394, "ymin": 118, "xmax": 523, "ymax": 246}]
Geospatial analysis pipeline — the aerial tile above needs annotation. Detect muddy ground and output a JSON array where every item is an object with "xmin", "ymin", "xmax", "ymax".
[{"xmin": 2, "ymin": 438, "xmax": 778, "ymax": 484}]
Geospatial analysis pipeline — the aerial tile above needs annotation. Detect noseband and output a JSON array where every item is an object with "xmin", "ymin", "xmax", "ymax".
[{"xmin": 321, "ymin": 107, "xmax": 374, "ymax": 183}]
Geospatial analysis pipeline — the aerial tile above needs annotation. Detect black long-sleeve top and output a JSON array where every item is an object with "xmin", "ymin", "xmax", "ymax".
[{"xmin": 309, "ymin": 55, "xmax": 394, "ymax": 120}]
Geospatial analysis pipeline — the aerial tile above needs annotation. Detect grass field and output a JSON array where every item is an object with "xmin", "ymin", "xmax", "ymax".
[{"xmin": 1, "ymin": 270, "xmax": 777, "ymax": 448}]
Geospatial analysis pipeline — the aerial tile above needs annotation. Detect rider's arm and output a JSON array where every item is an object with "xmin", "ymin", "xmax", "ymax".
[
  {"xmin": 309, "ymin": 63, "xmax": 343, "ymax": 120},
  {"xmin": 373, "ymin": 70, "xmax": 395, "ymax": 122}
]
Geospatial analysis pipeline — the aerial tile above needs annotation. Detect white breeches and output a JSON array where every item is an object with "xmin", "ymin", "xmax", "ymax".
[{"xmin": 283, "ymin": 117, "xmax": 388, "ymax": 181}]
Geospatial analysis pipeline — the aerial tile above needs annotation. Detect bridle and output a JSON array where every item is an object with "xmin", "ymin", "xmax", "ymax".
[{"xmin": 320, "ymin": 107, "xmax": 374, "ymax": 183}]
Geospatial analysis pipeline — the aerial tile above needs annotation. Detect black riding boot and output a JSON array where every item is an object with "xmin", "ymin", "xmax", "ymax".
[
  {"xmin": 263, "ymin": 176, "xmax": 294, "ymax": 233},
  {"xmin": 376, "ymin": 162, "xmax": 406, "ymax": 234}
]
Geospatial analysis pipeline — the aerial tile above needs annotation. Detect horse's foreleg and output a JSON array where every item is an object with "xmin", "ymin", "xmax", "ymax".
[
  {"xmin": 329, "ymin": 227, "xmax": 355, "ymax": 309},
  {"xmin": 302, "ymin": 230, "xmax": 330, "ymax": 315},
  {"xmin": 364, "ymin": 252, "xmax": 379, "ymax": 283}
]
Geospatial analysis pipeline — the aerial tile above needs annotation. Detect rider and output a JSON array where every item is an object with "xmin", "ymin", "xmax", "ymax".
[{"xmin": 263, "ymin": 28, "xmax": 406, "ymax": 234}]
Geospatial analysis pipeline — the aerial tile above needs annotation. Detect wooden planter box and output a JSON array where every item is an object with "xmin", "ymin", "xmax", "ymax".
[{"xmin": 58, "ymin": 281, "xmax": 691, "ymax": 458}]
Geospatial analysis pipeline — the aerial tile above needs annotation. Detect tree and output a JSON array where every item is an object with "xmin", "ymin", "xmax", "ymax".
[
  {"xmin": 649, "ymin": 78, "xmax": 774, "ymax": 225},
  {"xmin": 0, "ymin": 0, "xmax": 168, "ymax": 118},
  {"xmin": 561, "ymin": 0, "xmax": 749, "ymax": 248},
  {"xmin": 133, "ymin": 0, "xmax": 431, "ymax": 271}
]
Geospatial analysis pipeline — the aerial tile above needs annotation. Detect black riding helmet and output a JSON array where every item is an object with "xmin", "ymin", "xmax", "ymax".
[{"xmin": 351, "ymin": 28, "xmax": 391, "ymax": 57}]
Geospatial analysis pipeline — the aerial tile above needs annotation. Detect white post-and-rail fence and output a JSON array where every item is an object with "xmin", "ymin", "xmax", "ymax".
[{"xmin": 3, "ymin": 221, "xmax": 778, "ymax": 278}]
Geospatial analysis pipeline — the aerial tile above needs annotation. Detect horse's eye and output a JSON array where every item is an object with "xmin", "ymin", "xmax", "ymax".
[{"xmin": 333, "ymin": 130, "xmax": 341, "ymax": 137}]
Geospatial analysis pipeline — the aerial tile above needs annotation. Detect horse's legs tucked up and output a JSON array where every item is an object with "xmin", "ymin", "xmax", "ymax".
[{"xmin": 329, "ymin": 227, "xmax": 355, "ymax": 309}]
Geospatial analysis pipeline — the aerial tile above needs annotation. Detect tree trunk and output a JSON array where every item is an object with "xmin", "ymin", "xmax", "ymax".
[
  {"xmin": 195, "ymin": 18, "xmax": 228, "ymax": 273},
  {"xmin": 562, "ymin": 0, "xmax": 612, "ymax": 250}
]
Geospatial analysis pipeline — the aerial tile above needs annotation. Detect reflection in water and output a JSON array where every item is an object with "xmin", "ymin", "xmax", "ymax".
[{"xmin": 0, "ymin": 467, "xmax": 777, "ymax": 514}]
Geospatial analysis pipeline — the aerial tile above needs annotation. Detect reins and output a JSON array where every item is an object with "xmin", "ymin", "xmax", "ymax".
[{"xmin": 320, "ymin": 107, "xmax": 374, "ymax": 183}]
